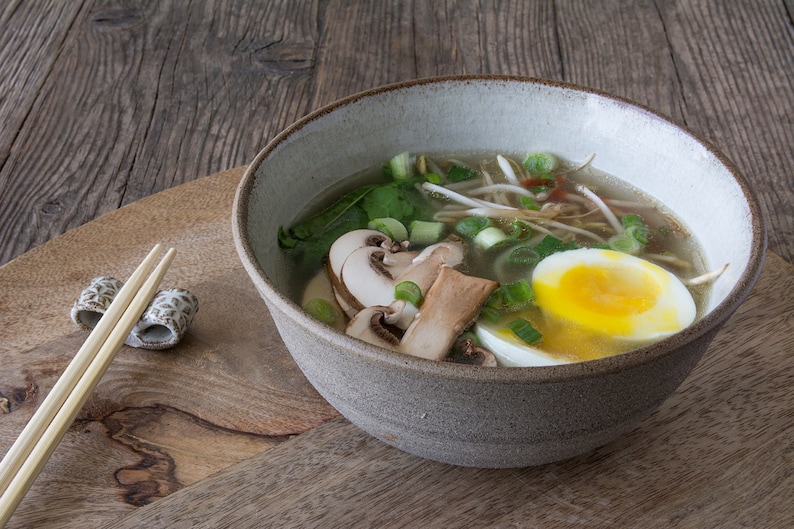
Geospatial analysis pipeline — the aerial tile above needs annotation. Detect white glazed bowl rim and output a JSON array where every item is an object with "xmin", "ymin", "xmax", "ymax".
[{"xmin": 233, "ymin": 75, "xmax": 767, "ymax": 384}]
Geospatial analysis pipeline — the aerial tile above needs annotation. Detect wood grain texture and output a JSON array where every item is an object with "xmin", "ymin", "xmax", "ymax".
[
  {"xmin": 0, "ymin": 168, "xmax": 337, "ymax": 528},
  {"xmin": 0, "ymin": 1, "xmax": 793, "ymax": 527},
  {"xmin": 0, "ymin": 1, "xmax": 792, "ymax": 266},
  {"xmin": 0, "ymin": 166, "xmax": 790, "ymax": 528},
  {"xmin": 106, "ymin": 254, "xmax": 794, "ymax": 529},
  {"xmin": 0, "ymin": 0, "xmax": 317, "ymax": 264}
]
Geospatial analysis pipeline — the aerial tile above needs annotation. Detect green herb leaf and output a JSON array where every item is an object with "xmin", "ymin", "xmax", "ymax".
[
  {"xmin": 447, "ymin": 165, "xmax": 478, "ymax": 182},
  {"xmin": 290, "ymin": 186, "xmax": 374, "ymax": 241},
  {"xmin": 455, "ymin": 216, "xmax": 491, "ymax": 237},
  {"xmin": 361, "ymin": 184, "xmax": 415, "ymax": 223},
  {"xmin": 533, "ymin": 235, "xmax": 578, "ymax": 260}
]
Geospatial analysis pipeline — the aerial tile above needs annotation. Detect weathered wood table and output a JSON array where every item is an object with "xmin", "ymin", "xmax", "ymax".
[{"xmin": 1, "ymin": 2, "xmax": 792, "ymax": 527}]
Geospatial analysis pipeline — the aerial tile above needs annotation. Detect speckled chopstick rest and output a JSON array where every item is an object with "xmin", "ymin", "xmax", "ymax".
[
  {"xmin": 70, "ymin": 276, "xmax": 124, "ymax": 333},
  {"xmin": 126, "ymin": 288, "xmax": 198, "ymax": 350},
  {"xmin": 71, "ymin": 277, "xmax": 198, "ymax": 350}
]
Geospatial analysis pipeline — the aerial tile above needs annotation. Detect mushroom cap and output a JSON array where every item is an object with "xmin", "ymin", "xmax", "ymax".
[
  {"xmin": 327, "ymin": 229, "xmax": 397, "ymax": 283},
  {"xmin": 447, "ymin": 338, "xmax": 499, "ymax": 367},
  {"xmin": 340, "ymin": 246, "xmax": 400, "ymax": 309},
  {"xmin": 345, "ymin": 301, "xmax": 406, "ymax": 351}
]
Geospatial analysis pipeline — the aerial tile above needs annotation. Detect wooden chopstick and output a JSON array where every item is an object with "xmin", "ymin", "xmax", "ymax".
[{"xmin": 0, "ymin": 245, "xmax": 176, "ymax": 527}]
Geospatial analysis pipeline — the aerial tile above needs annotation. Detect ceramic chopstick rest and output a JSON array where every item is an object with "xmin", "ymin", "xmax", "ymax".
[
  {"xmin": 126, "ymin": 288, "xmax": 198, "ymax": 349},
  {"xmin": 71, "ymin": 276, "xmax": 124, "ymax": 332},
  {"xmin": 71, "ymin": 276, "xmax": 198, "ymax": 350}
]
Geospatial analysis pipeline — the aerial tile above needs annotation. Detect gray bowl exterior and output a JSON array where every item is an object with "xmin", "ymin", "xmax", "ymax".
[
  {"xmin": 262, "ymin": 288, "xmax": 724, "ymax": 468},
  {"xmin": 233, "ymin": 76, "xmax": 766, "ymax": 468}
]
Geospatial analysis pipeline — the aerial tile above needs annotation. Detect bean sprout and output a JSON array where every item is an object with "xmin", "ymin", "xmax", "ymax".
[
  {"xmin": 422, "ymin": 182, "xmax": 515, "ymax": 210},
  {"xmin": 575, "ymin": 183, "xmax": 623, "ymax": 234},
  {"xmin": 468, "ymin": 183, "xmax": 536, "ymax": 199},
  {"xmin": 497, "ymin": 154, "xmax": 520, "ymax": 185},
  {"xmin": 686, "ymin": 263, "xmax": 729, "ymax": 285}
]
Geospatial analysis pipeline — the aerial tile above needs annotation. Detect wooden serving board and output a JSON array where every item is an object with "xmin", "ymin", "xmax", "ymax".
[{"xmin": 0, "ymin": 167, "xmax": 792, "ymax": 528}]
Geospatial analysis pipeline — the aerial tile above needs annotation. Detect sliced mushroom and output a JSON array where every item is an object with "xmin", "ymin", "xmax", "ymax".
[
  {"xmin": 336, "ymin": 238, "xmax": 466, "ymax": 329},
  {"xmin": 327, "ymin": 229, "xmax": 398, "ymax": 284},
  {"xmin": 394, "ymin": 239, "xmax": 465, "ymax": 294},
  {"xmin": 399, "ymin": 267, "xmax": 498, "ymax": 361},
  {"xmin": 345, "ymin": 301, "xmax": 405, "ymax": 352},
  {"xmin": 328, "ymin": 229, "xmax": 418, "ymax": 318},
  {"xmin": 447, "ymin": 338, "xmax": 498, "ymax": 367},
  {"xmin": 339, "ymin": 246, "xmax": 399, "ymax": 310}
]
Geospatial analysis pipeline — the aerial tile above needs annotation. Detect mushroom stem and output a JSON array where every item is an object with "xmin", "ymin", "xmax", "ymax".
[{"xmin": 399, "ymin": 267, "xmax": 499, "ymax": 361}]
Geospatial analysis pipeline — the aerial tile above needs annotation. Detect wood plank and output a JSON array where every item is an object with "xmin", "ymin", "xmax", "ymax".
[
  {"xmin": 1, "ymin": 0, "xmax": 793, "ymax": 267},
  {"xmin": 107, "ymin": 253, "xmax": 794, "ymax": 528},
  {"xmin": 556, "ymin": 0, "xmax": 685, "ymax": 119},
  {"xmin": 654, "ymin": 0, "xmax": 794, "ymax": 264},
  {"xmin": 0, "ymin": 1, "xmax": 85, "ymax": 166},
  {"xmin": 0, "ymin": 0, "xmax": 318, "ymax": 266}
]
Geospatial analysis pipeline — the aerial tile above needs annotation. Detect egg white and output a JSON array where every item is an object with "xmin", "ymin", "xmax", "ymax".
[{"xmin": 474, "ymin": 322, "xmax": 571, "ymax": 367}]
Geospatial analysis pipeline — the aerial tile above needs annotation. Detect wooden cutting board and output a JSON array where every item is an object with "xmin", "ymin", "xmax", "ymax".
[{"xmin": 1, "ymin": 167, "xmax": 792, "ymax": 528}]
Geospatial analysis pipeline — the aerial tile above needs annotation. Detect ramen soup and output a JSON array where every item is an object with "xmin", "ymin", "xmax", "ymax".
[{"xmin": 278, "ymin": 151, "xmax": 727, "ymax": 367}]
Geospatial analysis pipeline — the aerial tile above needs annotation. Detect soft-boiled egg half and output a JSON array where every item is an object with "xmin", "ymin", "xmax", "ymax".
[{"xmin": 475, "ymin": 248, "xmax": 697, "ymax": 366}]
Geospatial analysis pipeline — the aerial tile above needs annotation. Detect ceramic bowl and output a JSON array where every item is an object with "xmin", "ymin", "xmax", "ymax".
[{"xmin": 232, "ymin": 76, "xmax": 766, "ymax": 468}]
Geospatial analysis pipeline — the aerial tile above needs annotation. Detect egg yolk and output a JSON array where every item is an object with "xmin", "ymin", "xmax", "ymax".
[
  {"xmin": 532, "ymin": 257, "xmax": 680, "ymax": 338},
  {"xmin": 559, "ymin": 263, "xmax": 659, "ymax": 318}
]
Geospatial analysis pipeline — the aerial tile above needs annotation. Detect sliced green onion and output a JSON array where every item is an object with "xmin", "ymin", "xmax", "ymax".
[
  {"xmin": 394, "ymin": 281, "xmax": 423, "ymax": 306},
  {"xmin": 508, "ymin": 220, "xmax": 533, "ymax": 240},
  {"xmin": 424, "ymin": 172, "xmax": 442, "ymax": 185},
  {"xmin": 506, "ymin": 318, "xmax": 543, "ymax": 344},
  {"xmin": 534, "ymin": 235, "xmax": 578, "ymax": 259},
  {"xmin": 522, "ymin": 152, "xmax": 558, "ymax": 175},
  {"xmin": 277, "ymin": 226, "xmax": 299, "ymax": 249},
  {"xmin": 520, "ymin": 196, "xmax": 541, "ymax": 210},
  {"xmin": 620, "ymin": 214, "xmax": 652, "ymax": 245},
  {"xmin": 499, "ymin": 279, "xmax": 535, "ymax": 311},
  {"xmin": 368, "ymin": 217, "xmax": 408, "ymax": 241},
  {"xmin": 304, "ymin": 298, "xmax": 341, "ymax": 326},
  {"xmin": 409, "ymin": 220, "xmax": 445, "ymax": 245},
  {"xmin": 621, "ymin": 214, "xmax": 645, "ymax": 228},
  {"xmin": 508, "ymin": 246, "xmax": 541, "ymax": 266},
  {"xmin": 455, "ymin": 216, "xmax": 491, "ymax": 237},
  {"xmin": 447, "ymin": 165, "xmax": 477, "ymax": 182},
  {"xmin": 484, "ymin": 288, "xmax": 504, "ymax": 310},
  {"xmin": 608, "ymin": 234, "xmax": 642, "ymax": 254},
  {"xmin": 386, "ymin": 151, "xmax": 413, "ymax": 180},
  {"xmin": 473, "ymin": 226, "xmax": 508, "ymax": 250},
  {"xmin": 478, "ymin": 306, "xmax": 502, "ymax": 323},
  {"xmin": 625, "ymin": 225, "xmax": 651, "ymax": 245}
]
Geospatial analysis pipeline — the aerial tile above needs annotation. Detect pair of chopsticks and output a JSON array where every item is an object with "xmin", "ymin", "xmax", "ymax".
[{"xmin": 0, "ymin": 245, "xmax": 176, "ymax": 527}]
